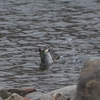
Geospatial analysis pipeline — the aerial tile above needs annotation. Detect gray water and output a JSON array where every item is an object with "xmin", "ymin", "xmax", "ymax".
[{"xmin": 0, "ymin": 0, "xmax": 100, "ymax": 92}]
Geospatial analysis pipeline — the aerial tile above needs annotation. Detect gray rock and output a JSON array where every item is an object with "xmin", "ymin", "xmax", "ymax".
[
  {"xmin": 48, "ymin": 85, "xmax": 76, "ymax": 100},
  {"xmin": 66, "ymin": 90, "xmax": 76, "ymax": 100},
  {"xmin": 0, "ymin": 97, "xmax": 3, "ymax": 100},
  {"xmin": 0, "ymin": 89, "xmax": 11, "ymax": 99},
  {"xmin": 53, "ymin": 93, "xmax": 64, "ymax": 100},
  {"xmin": 5, "ymin": 93, "xmax": 24, "ymax": 100},
  {"xmin": 25, "ymin": 92, "xmax": 43, "ymax": 99},
  {"xmin": 74, "ymin": 57, "xmax": 100, "ymax": 100},
  {"xmin": 30, "ymin": 85, "xmax": 76, "ymax": 100}
]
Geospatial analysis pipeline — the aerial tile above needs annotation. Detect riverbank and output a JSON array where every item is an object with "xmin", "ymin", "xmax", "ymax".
[{"xmin": 0, "ymin": 85, "xmax": 76, "ymax": 100}]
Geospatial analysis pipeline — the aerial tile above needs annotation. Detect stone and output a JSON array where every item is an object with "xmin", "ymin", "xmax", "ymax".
[
  {"xmin": 0, "ymin": 97, "xmax": 3, "ymax": 100},
  {"xmin": 5, "ymin": 93, "xmax": 24, "ymax": 100},
  {"xmin": 30, "ymin": 85, "xmax": 76, "ymax": 100},
  {"xmin": 74, "ymin": 57, "xmax": 100, "ymax": 100},
  {"xmin": 23, "ymin": 97, "xmax": 30, "ymax": 100},
  {"xmin": 66, "ymin": 90, "xmax": 76, "ymax": 100},
  {"xmin": 0, "ymin": 89, "xmax": 11, "ymax": 99},
  {"xmin": 53, "ymin": 93, "xmax": 64, "ymax": 100},
  {"xmin": 7, "ymin": 87, "xmax": 36, "ymax": 96},
  {"xmin": 0, "ymin": 87, "xmax": 36, "ymax": 99},
  {"xmin": 25, "ymin": 92, "xmax": 43, "ymax": 99}
]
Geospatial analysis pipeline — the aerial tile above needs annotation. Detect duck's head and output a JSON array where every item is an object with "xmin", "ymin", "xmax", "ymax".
[{"xmin": 39, "ymin": 47, "xmax": 53, "ymax": 65}]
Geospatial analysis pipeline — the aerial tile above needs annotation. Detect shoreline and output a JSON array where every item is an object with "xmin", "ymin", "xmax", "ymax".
[{"xmin": 26, "ymin": 85, "xmax": 76, "ymax": 100}]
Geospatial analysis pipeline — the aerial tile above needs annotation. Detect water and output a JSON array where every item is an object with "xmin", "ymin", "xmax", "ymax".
[{"xmin": 0, "ymin": 0, "xmax": 100, "ymax": 92}]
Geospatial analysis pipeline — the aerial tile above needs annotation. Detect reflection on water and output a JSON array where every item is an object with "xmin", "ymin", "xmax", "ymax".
[{"xmin": 0, "ymin": 0, "xmax": 100, "ymax": 92}]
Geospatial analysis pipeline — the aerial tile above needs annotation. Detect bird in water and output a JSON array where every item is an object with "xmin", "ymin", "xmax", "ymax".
[{"xmin": 39, "ymin": 47, "xmax": 53, "ymax": 66}]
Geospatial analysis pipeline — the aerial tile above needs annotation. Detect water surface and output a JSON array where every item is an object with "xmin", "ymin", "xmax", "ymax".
[{"xmin": 0, "ymin": 0, "xmax": 100, "ymax": 92}]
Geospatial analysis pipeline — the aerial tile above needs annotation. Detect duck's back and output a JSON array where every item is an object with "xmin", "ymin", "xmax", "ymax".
[{"xmin": 42, "ymin": 52, "xmax": 53, "ymax": 64}]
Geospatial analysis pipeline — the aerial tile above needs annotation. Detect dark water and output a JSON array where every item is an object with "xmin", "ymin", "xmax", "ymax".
[{"xmin": 0, "ymin": 0, "xmax": 100, "ymax": 92}]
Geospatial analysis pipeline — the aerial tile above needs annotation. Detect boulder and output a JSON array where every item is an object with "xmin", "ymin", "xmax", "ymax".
[{"xmin": 74, "ymin": 57, "xmax": 100, "ymax": 100}]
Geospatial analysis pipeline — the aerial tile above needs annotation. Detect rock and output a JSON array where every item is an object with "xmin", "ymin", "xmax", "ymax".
[
  {"xmin": 30, "ymin": 85, "xmax": 76, "ymax": 100},
  {"xmin": 53, "ymin": 93, "xmax": 64, "ymax": 100},
  {"xmin": 51, "ymin": 85, "xmax": 76, "ymax": 100},
  {"xmin": 5, "ymin": 93, "xmax": 24, "ymax": 100},
  {"xmin": 25, "ymin": 92, "xmax": 43, "ymax": 99},
  {"xmin": 0, "ymin": 89, "xmax": 11, "ymax": 99},
  {"xmin": 0, "ymin": 97, "xmax": 3, "ymax": 100},
  {"xmin": 66, "ymin": 90, "xmax": 76, "ymax": 100},
  {"xmin": 7, "ymin": 87, "xmax": 36, "ymax": 96},
  {"xmin": 0, "ymin": 85, "xmax": 76, "ymax": 100},
  {"xmin": 24, "ymin": 98, "xmax": 30, "ymax": 100},
  {"xmin": 74, "ymin": 57, "xmax": 100, "ymax": 100}
]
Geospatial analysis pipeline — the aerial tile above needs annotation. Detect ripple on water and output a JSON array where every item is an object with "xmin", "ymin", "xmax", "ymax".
[{"xmin": 0, "ymin": 0, "xmax": 100, "ymax": 92}]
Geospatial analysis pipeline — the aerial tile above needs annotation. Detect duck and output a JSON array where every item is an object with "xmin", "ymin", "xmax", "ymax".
[{"xmin": 39, "ymin": 47, "xmax": 53, "ymax": 66}]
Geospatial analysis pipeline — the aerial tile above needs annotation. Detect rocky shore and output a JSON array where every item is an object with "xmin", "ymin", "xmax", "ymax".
[
  {"xmin": 0, "ymin": 57, "xmax": 100, "ymax": 100},
  {"xmin": 0, "ymin": 85, "xmax": 76, "ymax": 100}
]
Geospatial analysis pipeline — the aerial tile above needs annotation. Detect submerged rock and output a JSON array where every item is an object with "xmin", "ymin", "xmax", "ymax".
[{"xmin": 74, "ymin": 57, "xmax": 100, "ymax": 100}]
